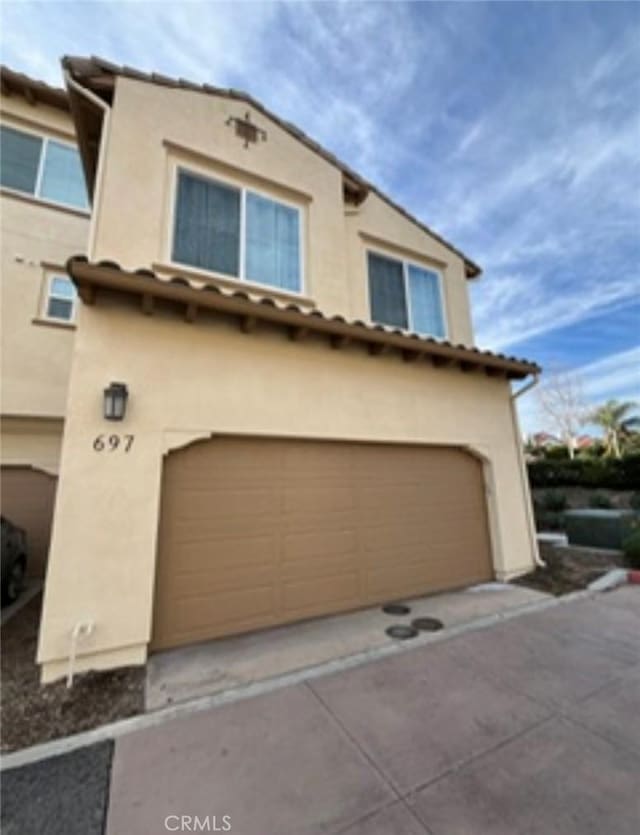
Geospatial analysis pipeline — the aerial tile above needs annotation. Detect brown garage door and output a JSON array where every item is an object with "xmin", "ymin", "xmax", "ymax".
[
  {"xmin": 0, "ymin": 466, "xmax": 57, "ymax": 578},
  {"xmin": 151, "ymin": 438, "xmax": 493, "ymax": 650}
]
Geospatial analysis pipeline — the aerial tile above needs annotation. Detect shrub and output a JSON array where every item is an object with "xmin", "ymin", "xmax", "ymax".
[
  {"xmin": 527, "ymin": 455, "xmax": 640, "ymax": 490},
  {"xmin": 533, "ymin": 510, "xmax": 564, "ymax": 532},
  {"xmin": 622, "ymin": 529, "xmax": 640, "ymax": 569},
  {"xmin": 544, "ymin": 445, "xmax": 570, "ymax": 460},
  {"xmin": 630, "ymin": 491, "xmax": 640, "ymax": 511},
  {"xmin": 588, "ymin": 492, "xmax": 613, "ymax": 509},
  {"xmin": 540, "ymin": 490, "xmax": 568, "ymax": 512}
]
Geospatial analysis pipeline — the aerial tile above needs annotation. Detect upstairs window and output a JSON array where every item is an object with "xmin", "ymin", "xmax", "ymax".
[
  {"xmin": 172, "ymin": 169, "xmax": 302, "ymax": 293},
  {"xmin": 368, "ymin": 251, "xmax": 446, "ymax": 339},
  {"xmin": 0, "ymin": 125, "xmax": 88, "ymax": 210},
  {"xmin": 45, "ymin": 276, "xmax": 77, "ymax": 322}
]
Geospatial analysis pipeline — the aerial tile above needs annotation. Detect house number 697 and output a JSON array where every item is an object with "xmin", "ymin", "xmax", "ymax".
[{"xmin": 93, "ymin": 434, "xmax": 134, "ymax": 452}]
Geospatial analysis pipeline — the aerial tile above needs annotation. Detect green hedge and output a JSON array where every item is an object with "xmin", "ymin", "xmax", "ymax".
[{"xmin": 527, "ymin": 455, "xmax": 640, "ymax": 490}]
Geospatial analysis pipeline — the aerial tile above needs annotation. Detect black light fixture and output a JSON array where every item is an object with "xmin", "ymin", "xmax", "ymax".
[{"xmin": 103, "ymin": 382, "xmax": 128, "ymax": 421}]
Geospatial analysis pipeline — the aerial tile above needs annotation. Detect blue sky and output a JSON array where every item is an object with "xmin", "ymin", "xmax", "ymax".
[{"xmin": 2, "ymin": 1, "xmax": 639, "ymax": 433}]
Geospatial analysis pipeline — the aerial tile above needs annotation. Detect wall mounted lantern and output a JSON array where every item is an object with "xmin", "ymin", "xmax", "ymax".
[{"xmin": 103, "ymin": 382, "xmax": 128, "ymax": 421}]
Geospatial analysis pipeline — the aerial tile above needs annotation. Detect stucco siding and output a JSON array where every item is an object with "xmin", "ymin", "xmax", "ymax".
[
  {"xmin": 0, "ymin": 417, "xmax": 64, "ymax": 473},
  {"xmin": 90, "ymin": 78, "xmax": 474, "ymax": 343},
  {"xmin": 38, "ymin": 301, "xmax": 536, "ymax": 681},
  {"xmin": 1, "ymin": 96, "xmax": 88, "ymax": 422}
]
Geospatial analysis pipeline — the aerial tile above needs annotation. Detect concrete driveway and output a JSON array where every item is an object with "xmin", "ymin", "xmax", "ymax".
[
  {"xmin": 146, "ymin": 583, "xmax": 546, "ymax": 710},
  {"xmin": 3, "ymin": 587, "xmax": 639, "ymax": 835}
]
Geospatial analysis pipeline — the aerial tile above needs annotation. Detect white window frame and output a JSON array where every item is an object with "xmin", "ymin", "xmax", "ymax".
[
  {"xmin": 0, "ymin": 122, "xmax": 89, "ymax": 213},
  {"xmin": 169, "ymin": 164, "xmax": 306, "ymax": 297},
  {"xmin": 365, "ymin": 247, "xmax": 449, "ymax": 340},
  {"xmin": 43, "ymin": 274, "xmax": 78, "ymax": 323}
]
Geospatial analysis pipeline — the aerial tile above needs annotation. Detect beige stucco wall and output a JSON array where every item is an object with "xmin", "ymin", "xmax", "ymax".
[
  {"xmin": 1, "ymin": 94, "xmax": 89, "ymax": 470},
  {"xmin": 90, "ymin": 78, "xmax": 474, "ymax": 345},
  {"xmin": 0, "ymin": 417, "xmax": 64, "ymax": 474},
  {"xmin": 38, "ymin": 298, "xmax": 537, "ymax": 681}
]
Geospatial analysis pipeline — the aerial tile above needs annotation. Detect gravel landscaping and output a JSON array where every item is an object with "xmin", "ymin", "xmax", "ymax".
[
  {"xmin": 514, "ymin": 542, "xmax": 628, "ymax": 596},
  {"xmin": 1, "ymin": 595, "xmax": 144, "ymax": 753}
]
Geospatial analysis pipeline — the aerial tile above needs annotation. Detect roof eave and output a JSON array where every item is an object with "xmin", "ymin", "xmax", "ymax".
[
  {"xmin": 0, "ymin": 65, "xmax": 69, "ymax": 112},
  {"xmin": 66, "ymin": 257, "xmax": 538, "ymax": 380}
]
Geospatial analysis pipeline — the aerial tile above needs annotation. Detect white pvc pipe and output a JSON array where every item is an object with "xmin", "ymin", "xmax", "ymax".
[{"xmin": 66, "ymin": 621, "xmax": 94, "ymax": 688}]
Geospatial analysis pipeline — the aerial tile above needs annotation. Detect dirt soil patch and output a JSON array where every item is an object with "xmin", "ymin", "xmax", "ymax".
[
  {"xmin": 514, "ymin": 543, "xmax": 628, "ymax": 596},
  {"xmin": 1, "ymin": 595, "xmax": 144, "ymax": 753}
]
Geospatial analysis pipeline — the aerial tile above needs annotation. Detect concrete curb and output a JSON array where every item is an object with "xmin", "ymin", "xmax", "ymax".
[
  {"xmin": 587, "ymin": 568, "xmax": 630, "ymax": 592},
  {"xmin": 0, "ymin": 586, "xmax": 598, "ymax": 772}
]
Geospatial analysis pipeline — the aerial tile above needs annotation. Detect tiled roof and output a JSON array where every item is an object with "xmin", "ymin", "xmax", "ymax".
[
  {"xmin": 61, "ymin": 55, "xmax": 482, "ymax": 279},
  {"xmin": 66, "ymin": 256, "xmax": 540, "ymax": 380},
  {"xmin": 1, "ymin": 65, "xmax": 69, "ymax": 112}
]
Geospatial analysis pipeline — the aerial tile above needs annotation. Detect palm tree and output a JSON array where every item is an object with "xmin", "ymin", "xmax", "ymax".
[{"xmin": 590, "ymin": 400, "xmax": 640, "ymax": 458}]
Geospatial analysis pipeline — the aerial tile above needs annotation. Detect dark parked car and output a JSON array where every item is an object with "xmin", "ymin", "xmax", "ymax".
[{"xmin": 1, "ymin": 516, "xmax": 28, "ymax": 605}]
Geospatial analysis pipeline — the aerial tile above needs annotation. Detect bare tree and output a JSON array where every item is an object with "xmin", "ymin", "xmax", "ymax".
[{"xmin": 536, "ymin": 370, "xmax": 587, "ymax": 459}]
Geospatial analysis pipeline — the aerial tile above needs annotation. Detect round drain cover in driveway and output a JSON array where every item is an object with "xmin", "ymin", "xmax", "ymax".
[
  {"xmin": 412, "ymin": 617, "xmax": 443, "ymax": 632},
  {"xmin": 386, "ymin": 624, "xmax": 418, "ymax": 640},
  {"xmin": 382, "ymin": 603, "xmax": 411, "ymax": 616}
]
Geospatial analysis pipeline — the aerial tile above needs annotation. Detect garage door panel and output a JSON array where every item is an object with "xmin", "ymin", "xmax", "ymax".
[
  {"xmin": 151, "ymin": 440, "xmax": 493, "ymax": 650},
  {"xmin": 170, "ymin": 513, "xmax": 278, "ymax": 543},
  {"xmin": 283, "ymin": 485, "xmax": 353, "ymax": 514},
  {"xmin": 166, "ymin": 537, "xmax": 278, "ymax": 574},
  {"xmin": 281, "ymin": 555, "xmax": 360, "ymax": 584},
  {"xmin": 280, "ymin": 511, "xmax": 357, "ymax": 538},
  {"xmin": 169, "ymin": 562, "xmax": 278, "ymax": 597},
  {"xmin": 168, "ymin": 488, "xmax": 280, "ymax": 520},
  {"xmin": 366, "ymin": 548, "xmax": 482, "ymax": 599},
  {"xmin": 282, "ymin": 528, "xmax": 358, "ymax": 563},
  {"xmin": 281, "ymin": 571, "xmax": 361, "ymax": 615},
  {"xmin": 283, "ymin": 444, "xmax": 353, "ymax": 474},
  {"xmin": 162, "ymin": 586, "xmax": 278, "ymax": 646}
]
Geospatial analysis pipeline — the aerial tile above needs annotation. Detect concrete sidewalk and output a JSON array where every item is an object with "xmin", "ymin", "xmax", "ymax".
[
  {"xmin": 3, "ymin": 587, "xmax": 639, "ymax": 835},
  {"xmin": 146, "ymin": 583, "xmax": 546, "ymax": 710}
]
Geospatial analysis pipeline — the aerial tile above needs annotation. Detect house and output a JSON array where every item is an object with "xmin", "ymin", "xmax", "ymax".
[
  {"xmin": 33, "ymin": 56, "xmax": 539, "ymax": 683},
  {"xmin": 0, "ymin": 67, "xmax": 89, "ymax": 579},
  {"xmin": 530, "ymin": 432, "xmax": 562, "ymax": 449}
]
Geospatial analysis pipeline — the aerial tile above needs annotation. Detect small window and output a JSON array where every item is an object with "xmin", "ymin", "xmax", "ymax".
[
  {"xmin": 172, "ymin": 169, "xmax": 303, "ymax": 293},
  {"xmin": 0, "ymin": 125, "xmax": 88, "ymax": 210},
  {"xmin": 368, "ymin": 251, "xmax": 446, "ymax": 338},
  {"xmin": 45, "ymin": 276, "xmax": 77, "ymax": 322}
]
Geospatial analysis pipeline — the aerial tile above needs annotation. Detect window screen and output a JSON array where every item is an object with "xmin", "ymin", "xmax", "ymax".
[
  {"xmin": 172, "ymin": 171, "xmax": 241, "ymax": 276},
  {"xmin": 367, "ymin": 252, "xmax": 407, "ymax": 329},
  {"xmin": 40, "ymin": 140, "xmax": 88, "ymax": 209},
  {"xmin": 407, "ymin": 265, "xmax": 445, "ymax": 338},
  {"xmin": 245, "ymin": 192, "xmax": 300, "ymax": 291},
  {"xmin": 0, "ymin": 125, "xmax": 42, "ymax": 194}
]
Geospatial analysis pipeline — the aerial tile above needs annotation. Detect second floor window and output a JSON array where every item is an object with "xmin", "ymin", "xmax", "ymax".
[
  {"xmin": 172, "ymin": 170, "xmax": 302, "ymax": 293},
  {"xmin": 0, "ymin": 125, "xmax": 88, "ymax": 211},
  {"xmin": 368, "ymin": 251, "xmax": 446, "ymax": 339},
  {"xmin": 45, "ymin": 275, "xmax": 77, "ymax": 322}
]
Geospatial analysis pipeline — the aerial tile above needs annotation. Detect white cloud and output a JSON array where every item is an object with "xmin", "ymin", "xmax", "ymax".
[
  {"xmin": 471, "ymin": 267, "xmax": 638, "ymax": 352},
  {"xmin": 575, "ymin": 346, "xmax": 640, "ymax": 402}
]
